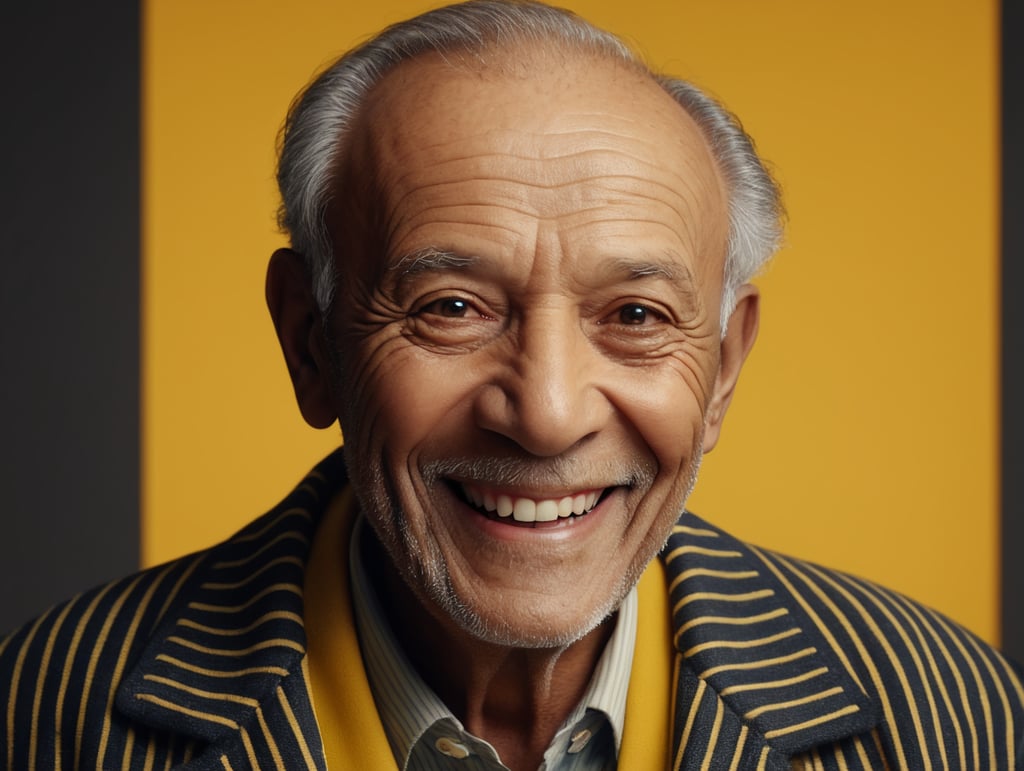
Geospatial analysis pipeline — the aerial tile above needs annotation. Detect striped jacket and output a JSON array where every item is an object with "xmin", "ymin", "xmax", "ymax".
[{"xmin": 2, "ymin": 450, "xmax": 1022, "ymax": 769}]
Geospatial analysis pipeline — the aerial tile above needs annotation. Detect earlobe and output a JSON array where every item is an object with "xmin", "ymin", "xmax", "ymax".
[
  {"xmin": 702, "ymin": 284, "xmax": 760, "ymax": 453},
  {"xmin": 265, "ymin": 248, "xmax": 338, "ymax": 429}
]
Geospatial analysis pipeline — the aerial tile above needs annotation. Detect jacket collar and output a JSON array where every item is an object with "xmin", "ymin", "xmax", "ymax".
[{"xmin": 662, "ymin": 514, "xmax": 881, "ymax": 761}]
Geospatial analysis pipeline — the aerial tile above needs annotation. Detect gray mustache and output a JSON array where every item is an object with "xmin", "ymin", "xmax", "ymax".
[{"xmin": 421, "ymin": 455, "xmax": 657, "ymax": 491}]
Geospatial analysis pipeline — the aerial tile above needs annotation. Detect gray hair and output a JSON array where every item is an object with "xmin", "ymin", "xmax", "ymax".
[{"xmin": 276, "ymin": 0, "xmax": 783, "ymax": 333}]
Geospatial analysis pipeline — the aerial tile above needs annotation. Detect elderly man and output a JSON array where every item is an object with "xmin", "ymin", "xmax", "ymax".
[{"xmin": 2, "ymin": 1, "xmax": 1022, "ymax": 769}]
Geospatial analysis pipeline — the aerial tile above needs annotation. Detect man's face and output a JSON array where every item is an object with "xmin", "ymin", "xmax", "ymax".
[{"xmin": 323, "ymin": 51, "xmax": 736, "ymax": 647}]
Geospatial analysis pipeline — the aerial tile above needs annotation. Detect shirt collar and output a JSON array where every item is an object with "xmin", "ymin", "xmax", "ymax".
[{"xmin": 349, "ymin": 514, "xmax": 638, "ymax": 768}]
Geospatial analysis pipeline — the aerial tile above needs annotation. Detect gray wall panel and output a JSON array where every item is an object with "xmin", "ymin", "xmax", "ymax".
[{"xmin": 0, "ymin": 2, "xmax": 140, "ymax": 631}]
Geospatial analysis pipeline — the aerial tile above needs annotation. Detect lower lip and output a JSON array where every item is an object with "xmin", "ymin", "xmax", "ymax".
[{"xmin": 451, "ymin": 487, "xmax": 618, "ymax": 544}]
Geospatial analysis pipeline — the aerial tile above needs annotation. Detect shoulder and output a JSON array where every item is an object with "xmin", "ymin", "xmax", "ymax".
[
  {"xmin": 0, "ymin": 547, "xmax": 212, "ymax": 767},
  {"xmin": 663, "ymin": 513, "xmax": 1024, "ymax": 767},
  {"xmin": 0, "ymin": 450, "xmax": 346, "ymax": 769},
  {"xmin": 752, "ymin": 538, "xmax": 1024, "ymax": 727},
  {"xmin": 756, "ymin": 543, "xmax": 1024, "ymax": 768}
]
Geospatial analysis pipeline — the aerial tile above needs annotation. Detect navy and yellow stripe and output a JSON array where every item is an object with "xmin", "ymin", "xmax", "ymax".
[{"xmin": 662, "ymin": 518, "xmax": 1024, "ymax": 769}]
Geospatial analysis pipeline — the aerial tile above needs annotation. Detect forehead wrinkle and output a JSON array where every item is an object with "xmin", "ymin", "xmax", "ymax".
[
  {"xmin": 390, "ymin": 172, "xmax": 708, "ymax": 229},
  {"xmin": 384, "ymin": 139, "xmax": 705, "ymax": 194},
  {"xmin": 389, "ymin": 214, "xmax": 532, "ymax": 260},
  {"xmin": 373, "ymin": 123, "xmax": 719, "ymax": 214},
  {"xmin": 559, "ymin": 205, "xmax": 702, "ymax": 264},
  {"xmin": 380, "ymin": 173, "xmax": 542, "ymax": 255},
  {"xmin": 382, "ymin": 124, "xmax": 687, "ymax": 169}
]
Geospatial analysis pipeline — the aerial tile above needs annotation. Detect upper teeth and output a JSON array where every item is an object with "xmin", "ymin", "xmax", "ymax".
[{"xmin": 461, "ymin": 484, "xmax": 601, "ymax": 523}]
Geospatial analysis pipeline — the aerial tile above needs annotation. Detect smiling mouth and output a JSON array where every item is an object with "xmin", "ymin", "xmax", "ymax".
[{"xmin": 455, "ymin": 482, "xmax": 609, "ymax": 524}]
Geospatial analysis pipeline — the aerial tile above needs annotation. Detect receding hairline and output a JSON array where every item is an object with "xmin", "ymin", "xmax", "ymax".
[
  {"xmin": 330, "ymin": 39, "xmax": 662, "ymax": 178},
  {"xmin": 326, "ymin": 41, "xmax": 729, "ymax": 243}
]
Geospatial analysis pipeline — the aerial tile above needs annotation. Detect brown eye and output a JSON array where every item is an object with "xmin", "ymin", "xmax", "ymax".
[
  {"xmin": 618, "ymin": 304, "xmax": 652, "ymax": 325},
  {"xmin": 421, "ymin": 297, "xmax": 473, "ymax": 317}
]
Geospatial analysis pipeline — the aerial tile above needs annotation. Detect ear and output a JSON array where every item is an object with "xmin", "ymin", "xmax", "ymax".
[
  {"xmin": 265, "ymin": 248, "xmax": 338, "ymax": 429},
  {"xmin": 702, "ymin": 284, "xmax": 760, "ymax": 453}
]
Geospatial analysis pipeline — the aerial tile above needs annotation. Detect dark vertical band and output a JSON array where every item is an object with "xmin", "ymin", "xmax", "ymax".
[
  {"xmin": 1002, "ymin": 0, "xmax": 1023, "ymax": 663},
  {"xmin": 0, "ymin": 2, "xmax": 140, "ymax": 632}
]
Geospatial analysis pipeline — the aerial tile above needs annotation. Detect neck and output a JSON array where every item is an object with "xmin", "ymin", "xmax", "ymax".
[{"xmin": 363, "ymin": 528, "xmax": 615, "ymax": 771}]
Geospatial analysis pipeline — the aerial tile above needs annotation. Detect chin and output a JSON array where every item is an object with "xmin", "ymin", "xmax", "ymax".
[
  {"xmin": 418, "ymin": 561, "xmax": 637, "ymax": 650},
  {"xmin": 437, "ymin": 591, "xmax": 620, "ymax": 650}
]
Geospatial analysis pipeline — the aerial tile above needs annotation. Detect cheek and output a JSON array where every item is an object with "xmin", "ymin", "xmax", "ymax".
[
  {"xmin": 611, "ymin": 355, "xmax": 717, "ymax": 471},
  {"xmin": 337, "ymin": 339, "xmax": 480, "ymax": 455}
]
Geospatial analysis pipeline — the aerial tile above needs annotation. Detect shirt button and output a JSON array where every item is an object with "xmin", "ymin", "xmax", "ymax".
[
  {"xmin": 435, "ymin": 736, "xmax": 471, "ymax": 759},
  {"xmin": 567, "ymin": 728, "xmax": 592, "ymax": 754}
]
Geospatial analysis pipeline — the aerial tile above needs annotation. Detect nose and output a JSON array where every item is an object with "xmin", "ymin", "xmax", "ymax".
[{"xmin": 472, "ymin": 307, "xmax": 613, "ymax": 457}]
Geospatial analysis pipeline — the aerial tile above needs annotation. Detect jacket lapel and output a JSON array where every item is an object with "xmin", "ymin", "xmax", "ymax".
[
  {"xmin": 115, "ymin": 453, "xmax": 348, "ymax": 769},
  {"xmin": 662, "ymin": 514, "xmax": 882, "ymax": 768}
]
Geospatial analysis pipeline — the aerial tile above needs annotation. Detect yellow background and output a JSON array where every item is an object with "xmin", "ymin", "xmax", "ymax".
[{"xmin": 143, "ymin": 1, "xmax": 1000, "ymax": 641}]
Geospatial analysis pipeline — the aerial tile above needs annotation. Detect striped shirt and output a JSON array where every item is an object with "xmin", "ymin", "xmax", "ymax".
[{"xmin": 348, "ymin": 516, "xmax": 637, "ymax": 771}]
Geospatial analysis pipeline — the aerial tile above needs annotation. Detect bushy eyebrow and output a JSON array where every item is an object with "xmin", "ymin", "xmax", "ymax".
[
  {"xmin": 612, "ymin": 257, "xmax": 679, "ymax": 280},
  {"xmin": 390, "ymin": 247, "xmax": 476, "ymax": 277},
  {"xmin": 608, "ymin": 255, "xmax": 700, "ymax": 299}
]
